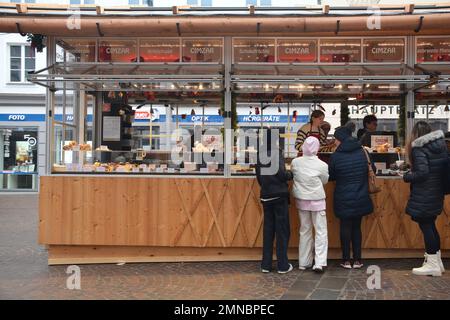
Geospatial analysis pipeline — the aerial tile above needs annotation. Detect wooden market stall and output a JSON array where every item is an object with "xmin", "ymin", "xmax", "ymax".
[{"xmin": 1, "ymin": 3, "xmax": 450, "ymax": 264}]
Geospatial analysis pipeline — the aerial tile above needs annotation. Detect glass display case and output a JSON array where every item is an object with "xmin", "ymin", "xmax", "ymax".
[{"xmin": 50, "ymin": 90, "xmax": 225, "ymax": 175}]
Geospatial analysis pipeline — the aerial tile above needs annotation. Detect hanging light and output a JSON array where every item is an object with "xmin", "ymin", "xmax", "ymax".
[
  {"xmin": 292, "ymin": 110, "xmax": 298, "ymax": 122},
  {"xmin": 332, "ymin": 109, "xmax": 337, "ymax": 115},
  {"xmin": 445, "ymin": 102, "xmax": 450, "ymax": 112},
  {"xmin": 191, "ymin": 109, "xmax": 196, "ymax": 115},
  {"xmin": 278, "ymin": 106, "xmax": 282, "ymax": 113},
  {"xmin": 255, "ymin": 107, "xmax": 260, "ymax": 115}
]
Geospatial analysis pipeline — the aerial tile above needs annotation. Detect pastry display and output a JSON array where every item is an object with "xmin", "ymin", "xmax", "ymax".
[
  {"xmin": 63, "ymin": 141, "xmax": 77, "ymax": 151},
  {"xmin": 63, "ymin": 141, "xmax": 92, "ymax": 151},
  {"xmin": 375, "ymin": 143, "xmax": 390, "ymax": 153}
]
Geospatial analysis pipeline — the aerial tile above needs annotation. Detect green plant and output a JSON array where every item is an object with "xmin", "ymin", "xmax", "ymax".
[{"xmin": 26, "ymin": 34, "xmax": 46, "ymax": 53}]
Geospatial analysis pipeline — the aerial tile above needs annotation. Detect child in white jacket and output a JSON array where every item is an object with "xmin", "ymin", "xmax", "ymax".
[{"xmin": 291, "ymin": 136, "xmax": 329, "ymax": 272}]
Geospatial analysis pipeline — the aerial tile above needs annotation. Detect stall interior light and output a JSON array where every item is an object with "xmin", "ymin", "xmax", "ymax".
[{"xmin": 348, "ymin": 97, "xmax": 357, "ymax": 100}]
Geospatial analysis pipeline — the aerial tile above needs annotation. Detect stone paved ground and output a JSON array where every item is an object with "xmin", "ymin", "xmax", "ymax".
[{"xmin": 1, "ymin": 194, "xmax": 449, "ymax": 300}]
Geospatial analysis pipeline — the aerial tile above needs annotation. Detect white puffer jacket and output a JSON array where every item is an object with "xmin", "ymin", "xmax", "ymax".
[{"xmin": 291, "ymin": 137, "xmax": 329, "ymax": 200}]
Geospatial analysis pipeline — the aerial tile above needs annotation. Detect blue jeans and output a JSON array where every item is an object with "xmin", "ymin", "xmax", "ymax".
[{"xmin": 261, "ymin": 198, "xmax": 290, "ymax": 271}]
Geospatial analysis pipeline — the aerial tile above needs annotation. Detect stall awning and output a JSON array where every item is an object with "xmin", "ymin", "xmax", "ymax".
[
  {"xmin": 231, "ymin": 64, "xmax": 430, "ymax": 99},
  {"xmin": 2, "ymin": 4, "xmax": 450, "ymax": 37},
  {"xmin": 27, "ymin": 62, "xmax": 224, "ymax": 92}
]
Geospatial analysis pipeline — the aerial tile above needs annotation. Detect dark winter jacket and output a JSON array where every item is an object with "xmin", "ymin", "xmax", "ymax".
[
  {"xmin": 256, "ymin": 148, "xmax": 293, "ymax": 200},
  {"xmin": 329, "ymin": 137, "xmax": 374, "ymax": 219},
  {"xmin": 403, "ymin": 130, "xmax": 448, "ymax": 221}
]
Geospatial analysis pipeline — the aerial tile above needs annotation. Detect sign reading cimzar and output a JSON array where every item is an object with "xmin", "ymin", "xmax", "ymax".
[
  {"xmin": 182, "ymin": 39, "xmax": 223, "ymax": 63},
  {"xmin": 277, "ymin": 39, "xmax": 318, "ymax": 63},
  {"xmin": 363, "ymin": 39, "xmax": 405, "ymax": 63}
]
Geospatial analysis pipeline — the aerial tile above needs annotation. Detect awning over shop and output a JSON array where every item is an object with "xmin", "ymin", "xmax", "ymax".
[
  {"xmin": 2, "ymin": 3, "xmax": 450, "ymax": 37},
  {"xmin": 231, "ymin": 64, "xmax": 433, "ymax": 102},
  {"xmin": 27, "ymin": 62, "xmax": 224, "ymax": 93}
]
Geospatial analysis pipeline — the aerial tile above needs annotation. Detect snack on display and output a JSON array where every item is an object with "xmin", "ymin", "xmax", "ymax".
[
  {"xmin": 63, "ymin": 141, "xmax": 77, "ymax": 150},
  {"xmin": 375, "ymin": 143, "xmax": 390, "ymax": 153},
  {"xmin": 63, "ymin": 141, "xmax": 92, "ymax": 151},
  {"xmin": 52, "ymin": 164, "xmax": 66, "ymax": 172}
]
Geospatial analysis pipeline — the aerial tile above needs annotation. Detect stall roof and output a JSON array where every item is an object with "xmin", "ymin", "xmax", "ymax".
[
  {"xmin": 28, "ymin": 62, "xmax": 224, "ymax": 92},
  {"xmin": 2, "ymin": 3, "xmax": 450, "ymax": 36}
]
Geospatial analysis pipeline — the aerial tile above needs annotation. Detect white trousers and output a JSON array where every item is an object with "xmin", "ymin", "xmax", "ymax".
[{"xmin": 298, "ymin": 210, "xmax": 328, "ymax": 268}]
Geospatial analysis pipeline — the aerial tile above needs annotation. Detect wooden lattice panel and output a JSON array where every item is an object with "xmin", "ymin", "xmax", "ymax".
[{"xmin": 39, "ymin": 176, "xmax": 450, "ymax": 250}]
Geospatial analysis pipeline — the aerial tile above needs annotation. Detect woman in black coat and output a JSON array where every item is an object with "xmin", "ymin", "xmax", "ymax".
[
  {"xmin": 328, "ymin": 126, "xmax": 374, "ymax": 269},
  {"xmin": 403, "ymin": 121, "xmax": 447, "ymax": 277}
]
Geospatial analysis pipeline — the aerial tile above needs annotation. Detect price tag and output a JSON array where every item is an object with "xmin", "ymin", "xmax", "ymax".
[
  {"xmin": 167, "ymin": 168, "xmax": 175, "ymax": 173},
  {"xmin": 200, "ymin": 168, "xmax": 209, "ymax": 173},
  {"xmin": 95, "ymin": 166, "xmax": 106, "ymax": 172},
  {"xmin": 116, "ymin": 167, "xmax": 126, "ymax": 173},
  {"xmin": 180, "ymin": 168, "xmax": 187, "ymax": 173},
  {"xmin": 139, "ymin": 164, "xmax": 147, "ymax": 169},
  {"xmin": 143, "ymin": 167, "xmax": 150, "ymax": 173},
  {"xmin": 132, "ymin": 167, "xmax": 140, "ymax": 173},
  {"xmin": 155, "ymin": 167, "xmax": 163, "ymax": 173}
]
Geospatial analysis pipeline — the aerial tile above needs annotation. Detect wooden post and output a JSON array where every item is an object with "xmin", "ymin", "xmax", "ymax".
[
  {"xmin": 96, "ymin": 6, "xmax": 104, "ymax": 15},
  {"xmin": 249, "ymin": 5, "xmax": 255, "ymax": 15},
  {"xmin": 16, "ymin": 4, "xmax": 28, "ymax": 14},
  {"xmin": 405, "ymin": 4, "xmax": 415, "ymax": 14},
  {"xmin": 323, "ymin": 5, "xmax": 330, "ymax": 15},
  {"xmin": 172, "ymin": 6, "xmax": 179, "ymax": 15}
]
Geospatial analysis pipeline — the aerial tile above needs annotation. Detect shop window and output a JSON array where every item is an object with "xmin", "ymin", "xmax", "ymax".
[
  {"xmin": 0, "ymin": 128, "xmax": 38, "ymax": 191},
  {"xmin": 9, "ymin": 44, "xmax": 35, "ymax": 83},
  {"xmin": 56, "ymin": 38, "xmax": 96, "ymax": 63}
]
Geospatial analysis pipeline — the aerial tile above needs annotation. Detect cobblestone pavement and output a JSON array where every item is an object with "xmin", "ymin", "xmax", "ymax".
[{"xmin": 1, "ymin": 194, "xmax": 449, "ymax": 300}]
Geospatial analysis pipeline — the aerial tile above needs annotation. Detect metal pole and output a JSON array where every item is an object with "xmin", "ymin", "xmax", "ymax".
[{"xmin": 224, "ymin": 36, "xmax": 232, "ymax": 177}]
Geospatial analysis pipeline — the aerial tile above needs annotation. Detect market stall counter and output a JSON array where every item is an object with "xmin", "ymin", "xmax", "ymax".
[{"xmin": 39, "ymin": 174, "xmax": 450, "ymax": 265}]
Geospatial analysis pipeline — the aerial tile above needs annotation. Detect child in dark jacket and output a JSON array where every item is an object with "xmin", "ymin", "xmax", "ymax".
[{"xmin": 256, "ymin": 129, "xmax": 293, "ymax": 274}]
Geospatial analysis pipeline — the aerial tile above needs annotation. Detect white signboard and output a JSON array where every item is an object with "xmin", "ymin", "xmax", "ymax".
[{"xmin": 103, "ymin": 116, "xmax": 121, "ymax": 141}]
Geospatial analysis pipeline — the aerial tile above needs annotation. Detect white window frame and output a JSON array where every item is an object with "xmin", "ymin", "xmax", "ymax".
[
  {"xmin": 8, "ymin": 1, "xmax": 36, "ymax": 3},
  {"xmin": 7, "ymin": 43, "xmax": 36, "ymax": 85},
  {"xmin": 128, "ymin": 0, "xmax": 153, "ymax": 5},
  {"xmin": 69, "ymin": 0, "xmax": 95, "ymax": 5}
]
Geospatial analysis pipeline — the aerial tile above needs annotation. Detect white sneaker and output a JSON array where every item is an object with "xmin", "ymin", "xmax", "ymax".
[
  {"xmin": 412, "ymin": 254, "xmax": 442, "ymax": 277},
  {"xmin": 312, "ymin": 265, "xmax": 324, "ymax": 273},
  {"xmin": 437, "ymin": 250, "xmax": 446, "ymax": 273},
  {"xmin": 261, "ymin": 268, "xmax": 270, "ymax": 273},
  {"xmin": 278, "ymin": 263, "xmax": 293, "ymax": 274},
  {"xmin": 299, "ymin": 264, "xmax": 312, "ymax": 271}
]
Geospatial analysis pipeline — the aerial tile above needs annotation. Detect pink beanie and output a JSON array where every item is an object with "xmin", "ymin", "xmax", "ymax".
[{"xmin": 302, "ymin": 136, "xmax": 320, "ymax": 156}]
